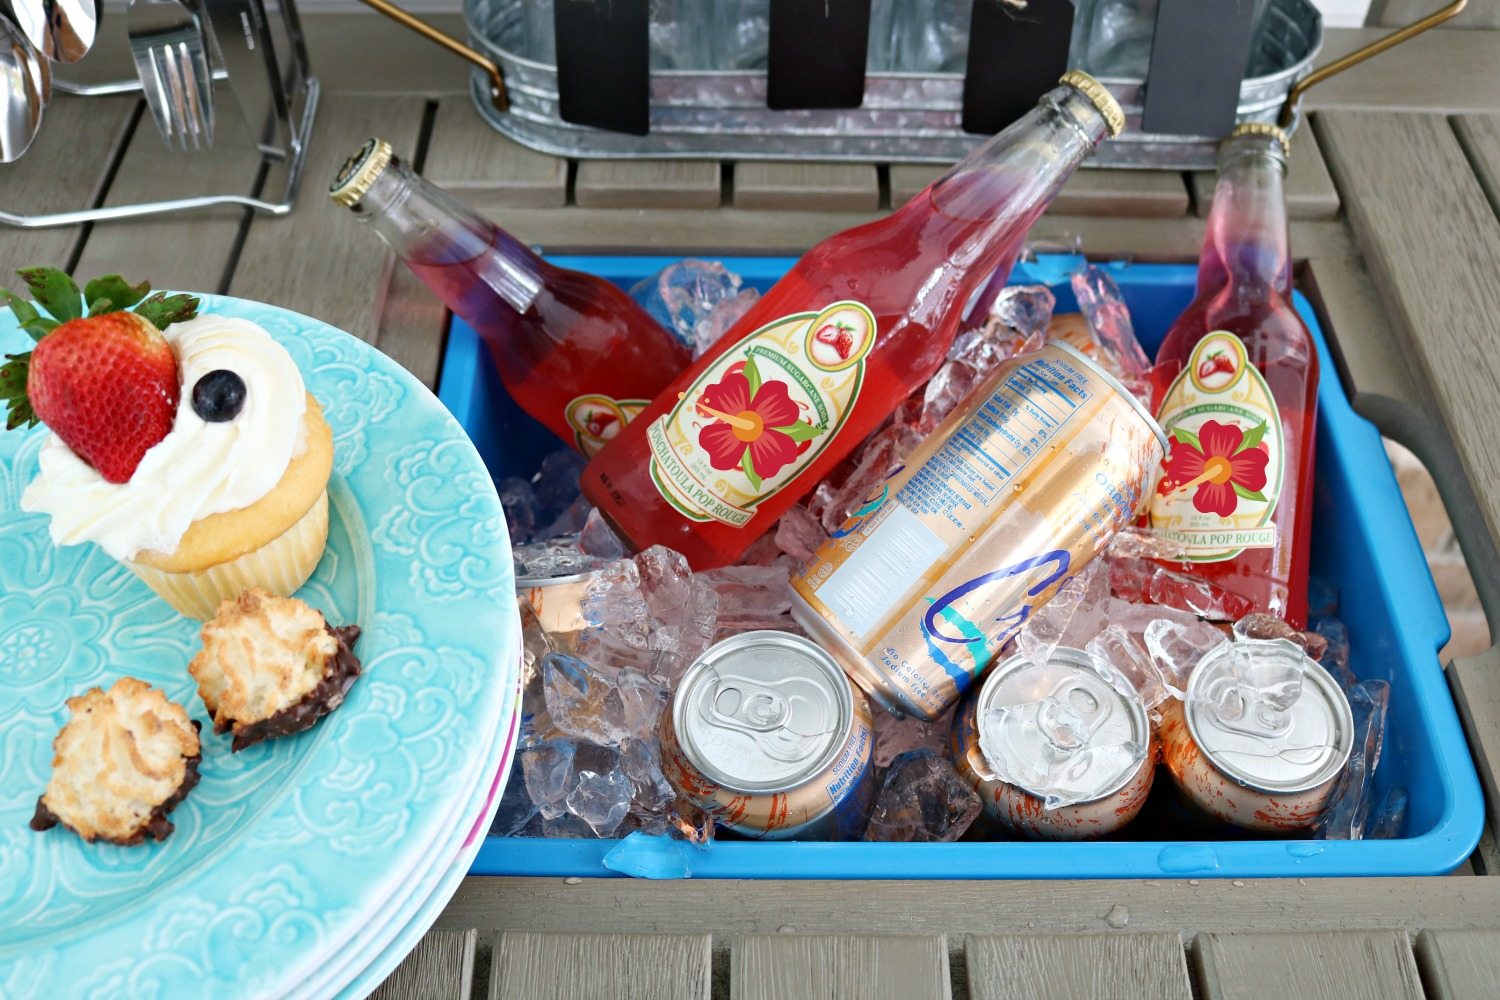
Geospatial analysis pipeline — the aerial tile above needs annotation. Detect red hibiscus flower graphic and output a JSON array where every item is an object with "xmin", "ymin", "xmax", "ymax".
[
  {"xmin": 1156, "ymin": 418, "xmax": 1270, "ymax": 518},
  {"xmin": 687, "ymin": 357, "xmax": 823, "ymax": 489}
]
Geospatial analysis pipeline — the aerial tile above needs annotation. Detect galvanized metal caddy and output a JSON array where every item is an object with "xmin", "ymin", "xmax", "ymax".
[{"xmin": 460, "ymin": 0, "xmax": 1321, "ymax": 169}]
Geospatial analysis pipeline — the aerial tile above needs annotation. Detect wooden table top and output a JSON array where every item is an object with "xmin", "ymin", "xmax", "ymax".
[{"xmin": 7, "ymin": 12, "xmax": 1500, "ymax": 999}]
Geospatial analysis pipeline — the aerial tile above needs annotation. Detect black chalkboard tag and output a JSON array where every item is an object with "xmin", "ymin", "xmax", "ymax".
[
  {"xmin": 1141, "ymin": 0, "xmax": 1256, "ymax": 136},
  {"xmin": 767, "ymin": 0, "xmax": 872, "ymax": 110},
  {"xmin": 554, "ymin": 0, "xmax": 650, "ymax": 135},
  {"xmin": 961, "ymin": 0, "xmax": 1074, "ymax": 135}
]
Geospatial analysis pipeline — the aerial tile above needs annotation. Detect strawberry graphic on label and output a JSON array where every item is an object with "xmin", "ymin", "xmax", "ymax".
[
  {"xmin": 584, "ymin": 410, "xmax": 618, "ymax": 439},
  {"xmin": 814, "ymin": 320, "xmax": 856, "ymax": 361},
  {"xmin": 1196, "ymin": 349, "xmax": 1236, "ymax": 382}
]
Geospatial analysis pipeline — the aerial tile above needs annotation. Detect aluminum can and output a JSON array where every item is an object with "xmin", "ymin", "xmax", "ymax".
[
  {"xmin": 517, "ymin": 572, "xmax": 592, "ymax": 636},
  {"xmin": 949, "ymin": 647, "xmax": 1155, "ymax": 840},
  {"xmin": 790, "ymin": 342, "xmax": 1168, "ymax": 719},
  {"xmin": 659, "ymin": 630, "xmax": 876, "ymax": 840},
  {"xmin": 1159, "ymin": 640, "xmax": 1353, "ymax": 832}
]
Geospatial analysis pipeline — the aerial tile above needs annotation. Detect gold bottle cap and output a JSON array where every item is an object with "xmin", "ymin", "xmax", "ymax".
[
  {"xmin": 1059, "ymin": 69, "xmax": 1125, "ymax": 138},
  {"xmin": 329, "ymin": 138, "xmax": 394, "ymax": 208},
  {"xmin": 1228, "ymin": 122, "xmax": 1290, "ymax": 157}
]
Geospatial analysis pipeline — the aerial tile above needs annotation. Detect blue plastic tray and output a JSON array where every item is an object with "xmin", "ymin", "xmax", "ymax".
[{"xmin": 439, "ymin": 255, "xmax": 1483, "ymax": 878}]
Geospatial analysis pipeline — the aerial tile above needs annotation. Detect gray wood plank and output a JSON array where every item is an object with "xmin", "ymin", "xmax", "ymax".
[
  {"xmin": 1191, "ymin": 123, "xmax": 1340, "ymax": 220},
  {"xmin": 731, "ymin": 934, "xmax": 949, "ymax": 1000},
  {"xmin": 490, "ymin": 931, "xmax": 710, "ymax": 1000},
  {"xmin": 1448, "ymin": 648, "xmax": 1500, "ymax": 847},
  {"xmin": 1370, "ymin": 0, "xmax": 1500, "ymax": 30},
  {"xmin": 0, "ymin": 96, "xmax": 136, "ymax": 272},
  {"xmin": 1306, "ymin": 27, "xmax": 1500, "ymax": 114},
  {"xmin": 72, "ymin": 114, "xmax": 263, "ymax": 295},
  {"xmin": 369, "ymin": 928, "xmax": 476, "ymax": 1000},
  {"xmin": 891, "ymin": 164, "xmax": 1188, "ymax": 217},
  {"xmin": 1453, "ymin": 114, "xmax": 1500, "ymax": 219},
  {"xmin": 967, "ymin": 933, "xmax": 1191, "ymax": 1000},
  {"xmin": 438, "ymin": 876, "xmax": 1500, "ymax": 940},
  {"xmin": 423, "ymin": 99, "xmax": 568, "ymax": 207},
  {"xmin": 1315, "ymin": 111, "xmax": 1500, "ymax": 587},
  {"xmin": 574, "ymin": 161, "xmax": 722, "ymax": 210},
  {"xmin": 732, "ymin": 162, "xmax": 881, "ymax": 212},
  {"xmin": 1416, "ymin": 928, "xmax": 1500, "ymax": 999},
  {"xmin": 373, "ymin": 264, "xmax": 449, "ymax": 390},
  {"xmin": 228, "ymin": 94, "xmax": 428, "ymax": 344},
  {"xmin": 1194, "ymin": 930, "xmax": 1424, "ymax": 1000}
]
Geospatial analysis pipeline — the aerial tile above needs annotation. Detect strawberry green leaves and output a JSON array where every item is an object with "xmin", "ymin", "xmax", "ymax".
[
  {"xmin": 134, "ymin": 292, "xmax": 200, "ymax": 330},
  {"xmin": 84, "ymin": 275, "xmax": 151, "ymax": 316},
  {"xmin": 0, "ymin": 352, "xmax": 35, "ymax": 430},
  {"xmin": 17, "ymin": 267, "xmax": 84, "ymax": 324},
  {"xmin": 2, "ymin": 291, "xmax": 58, "ymax": 342}
]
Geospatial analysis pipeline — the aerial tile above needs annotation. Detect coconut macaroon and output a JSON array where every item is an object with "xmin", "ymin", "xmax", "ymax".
[
  {"xmin": 31, "ymin": 677, "xmax": 203, "ymax": 846},
  {"xmin": 189, "ymin": 588, "xmax": 362, "ymax": 752}
]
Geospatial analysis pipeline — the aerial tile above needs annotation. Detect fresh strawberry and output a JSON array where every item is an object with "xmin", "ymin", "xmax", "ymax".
[{"xmin": 2, "ymin": 267, "xmax": 199, "ymax": 483}]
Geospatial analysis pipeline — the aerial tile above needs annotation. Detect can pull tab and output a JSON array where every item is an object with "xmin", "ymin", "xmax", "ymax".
[
  {"xmin": 1204, "ymin": 639, "xmax": 1307, "ymax": 738},
  {"xmin": 708, "ymin": 680, "xmax": 790, "ymax": 733},
  {"xmin": 979, "ymin": 695, "xmax": 1143, "ymax": 811}
]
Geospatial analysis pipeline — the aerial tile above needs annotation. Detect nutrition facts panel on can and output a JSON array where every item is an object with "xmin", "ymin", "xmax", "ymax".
[{"xmin": 897, "ymin": 354, "xmax": 1093, "ymax": 520}]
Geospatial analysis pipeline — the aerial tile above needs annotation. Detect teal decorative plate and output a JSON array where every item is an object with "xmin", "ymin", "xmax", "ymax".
[{"xmin": 0, "ymin": 295, "xmax": 520, "ymax": 998}]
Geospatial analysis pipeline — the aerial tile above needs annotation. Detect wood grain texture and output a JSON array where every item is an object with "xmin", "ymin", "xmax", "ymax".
[
  {"xmin": 228, "ymin": 94, "xmax": 428, "ymax": 343},
  {"xmin": 1370, "ymin": 0, "xmax": 1500, "ymax": 30},
  {"xmin": 0, "ymin": 97, "xmax": 136, "ymax": 271},
  {"xmin": 438, "ymin": 878, "xmax": 1500, "ymax": 940},
  {"xmin": 1315, "ymin": 111, "xmax": 1500, "ymax": 576},
  {"xmin": 373, "ymin": 263, "xmax": 450, "ymax": 389},
  {"xmin": 1416, "ymin": 928, "xmax": 1500, "ymax": 999},
  {"xmin": 1191, "ymin": 123, "xmax": 1340, "ymax": 220},
  {"xmin": 369, "ymin": 928, "xmax": 476, "ymax": 1000},
  {"xmin": 1307, "ymin": 28, "xmax": 1500, "ymax": 113},
  {"xmin": 966, "ymin": 933, "xmax": 1191, "ymax": 1000},
  {"xmin": 574, "ymin": 161, "xmax": 722, "ymax": 209},
  {"xmin": 891, "ymin": 164, "xmax": 1188, "ymax": 217},
  {"xmin": 1448, "ymin": 648, "xmax": 1500, "ymax": 845},
  {"xmin": 732, "ymin": 162, "xmax": 881, "ymax": 212},
  {"xmin": 1194, "ymin": 930, "xmax": 1425, "ymax": 1000},
  {"xmin": 1453, "ymin": 114, "xmax": 1500, "ymax": 218},
  {"xmin": 422, "ymin": 99, "xmax": 568, "ymax": 207},
  {"xmin": 490, "ymin": 931, "xmax": 710, "ymax": 1000},
  {"xmin": 72, "ymin": 112, "xmax": 264, "ymax": 294},
  {"xmin": 730, "ymin": 935, "xmax": 949, "ymax": 1000}
]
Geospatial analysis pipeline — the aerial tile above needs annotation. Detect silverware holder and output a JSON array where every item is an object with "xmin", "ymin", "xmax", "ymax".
[{"xmin": 461, "ymin": 0, "xmax": 1321, "ymax": 169}]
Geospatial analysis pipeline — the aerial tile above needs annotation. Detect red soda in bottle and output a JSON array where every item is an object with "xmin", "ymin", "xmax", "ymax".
[
  {"xmin": 330, "ymin": 138, "xmax": 691, "ymax": 456},
  {"xmin": 1147, "ymin": 123, "xmax": 1317, "ymax": 627},
  {"xmin": 581, "ymin": 72, "xmax": 1124, "ymax": 569}
]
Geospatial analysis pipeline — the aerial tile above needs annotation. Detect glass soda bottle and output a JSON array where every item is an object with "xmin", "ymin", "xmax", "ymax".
[
  {"xmin": 330, "ymin": 138, "xmax": 692, "ymax": 456},
  {"xmin": 1147, "ymin": 123, "xmax": 1317, "ymax": 627},
  {"xmin": 581, "ymin": 71, "xmax": 1124, "ymax": 569}
]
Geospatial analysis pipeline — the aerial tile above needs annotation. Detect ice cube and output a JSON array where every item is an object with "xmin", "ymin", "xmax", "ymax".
[
  {"xmin": 872, "ymin": 703, "xmax": 957, "ymax": 768},
  {"xmin": 1145, "ymin": 563, "xmax": 1255, "ymax": 621},
  {"xmin": 985, "ymin": 284, "xmax": 1056, "ymax": 344},
  {"xmin": 532, "ymin": 449, "xmax": 588, "ymax": 519},
  {"xmin": 1308, "ymin": 577, "xmax": 1340, "ymax": 618},
  {"xmin": 541, "ymin": 652, "xmax": 665, "ymax": 747},
  {"xmin": 1315, "ymin": 679, "xmax": 1390, "ymax": 840},
  {"xmin": 1070, "ymin": 265, "xmax": 1151, "ymax": 379},
  {"xmin": 1106, "ymin": 526, "xmax": 1191, "ymax": 563},
  {"xmin": 567, "ymin": 766, "xmax": 633, "ymax": 837},
  {"xmin": 699, "ymin": 562, "xmax": 795, "ymax": 628},
  {"xmin": 1086, "ymin": 625, "xmax": 1168, "ymax": 709},
  {"xmin": 1143, "ymin": 618, "xmax": 1229, "ymax": 699},
  {"xmin": 620, "ymin": 738, "xmax": 676, "ymax": 816},
  {"xmin": 819, "ymin": 424, "xmax": 920, "ymax": 534},
  {"xmin": 1232, "ymin": 613, "xmax": 1309, "ymax": 650},
  {"xmin": 490, "ymin": 760, "xmax": 540, "ymax": 837},
  {"xmin": 538, "ymin": 494, "xmax": 592, "ymax": 541},
  {"xmin": 1309, "ymin": 615, "xmax": 1356, "ymax": 689},
  {"xmin": 1015, "ymin": 561, "xmax": 1109, "ymax": 670},
  {"xmin": 514, "ymin": 536, "xmax": 604, "ymax": 580},
  {"xmin": 498, "ymin": 476, "xmax": 539, "ymax": 545},
  {"xmin": 863, "ymin": 749, "xmax": 981, "ymax": 843},
  {"xmin": 630, "ymin": 259, "xmax": 745, "ymax": 348},
  {"xmin": 579, "ymin": 508, "xmax": 628, "ymax": 560},
  {"xmin": 541, "ymin": 813, "xmax": 597, "ymax": 838},
  {"xmin": 773, "ymin": 504, "xmax": 829, "ymax": 564},
  {"xmin": 521, "ymin": 739, "xmax": 577, "ymax": 820},
  {"xmin": 695, "ymin": 287, "xmax": 760, "ymax": 358},
  {"xmin": 1366, "ymin": 785, "xmax": 1407, "ymax": 839},
  {"xmin": 979, "ymin": 697, "xmax": 1143, "ymax": 809},
  {"xmin": 920, "ymin": 359, "xmax": 986, "ymax": 429}
]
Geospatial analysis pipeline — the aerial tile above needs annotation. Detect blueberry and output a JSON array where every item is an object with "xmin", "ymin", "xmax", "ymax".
[{"xmin": 192, "ymin": 370, "xmax": 246, "ymax": 422}]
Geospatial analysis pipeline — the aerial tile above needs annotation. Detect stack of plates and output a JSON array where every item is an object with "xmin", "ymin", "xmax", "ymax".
[{"xmin": 0, "ymin": 296, "xmax": 522, "ymax": 998}]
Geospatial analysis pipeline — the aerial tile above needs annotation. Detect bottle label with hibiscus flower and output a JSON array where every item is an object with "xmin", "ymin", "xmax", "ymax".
[
  {"xmin": 646, "ymin": 301, "xmax": 875, "ymax": 526},
  {"xmin": 565, "ymin": 394, "xmax": 647, "ymax": 457},
  {"xmin": 1148, "ymin": 331, "xmax": 1284, "ymax": 561}
]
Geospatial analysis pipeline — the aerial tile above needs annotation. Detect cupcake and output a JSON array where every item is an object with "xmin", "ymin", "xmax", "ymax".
[
  {"xmin": 31, "ymin": 676, "xmax": 203, "ymax": 845},
  {"xmin": 189, "ymin": 588, "xmax": 363, "ymax": 751},
  {"xmin": 3, "ymin": 268, "xmax": 334, "ymax": 619}
]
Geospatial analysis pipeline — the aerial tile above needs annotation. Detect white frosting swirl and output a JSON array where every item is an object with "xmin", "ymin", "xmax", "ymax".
[{"xmin": 21, "ymin": 314, "xmax": 309, "ymax": 561}]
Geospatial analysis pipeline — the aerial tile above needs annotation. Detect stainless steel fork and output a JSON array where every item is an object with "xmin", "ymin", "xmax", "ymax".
[{"xmin": 127, "ymin": 0, "xmax": 214, "ymax": 149}]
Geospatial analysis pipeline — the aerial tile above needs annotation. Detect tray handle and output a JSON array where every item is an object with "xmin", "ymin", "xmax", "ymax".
[
  {"xmin": 355, "ymin": 0, "xmax": 508, "ymax": 112},
  {"xmin": 1278, "ymin": 0, "xmax": 1466, "ymax": 127}
]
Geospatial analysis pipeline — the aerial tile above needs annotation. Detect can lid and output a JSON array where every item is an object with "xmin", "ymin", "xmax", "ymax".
[
  {"xmin": 673, "ymin": 630, "xmax": 853, "ymax": 793},
  {"xmin": 1059, "ymin": 70, "xmax": 1125, "ymax": 138},
  {"xmin": 1050, "ymin": 340, "xmax": 1169, "ymax": 453},
  {"xmin": 1228, "ymin": 121, "xmax": 1291, "ymax": 158},
  {"xmin": 330, "ymin": 137, "xmax": 393, "ymax": 208},
  {"xmin": 1185, "ymin": 642, "xmax": 1354, "ymax": 794},
  {"xmin": 975, "ymin": 647, "xmax": 1150, "ymax": 805}
]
